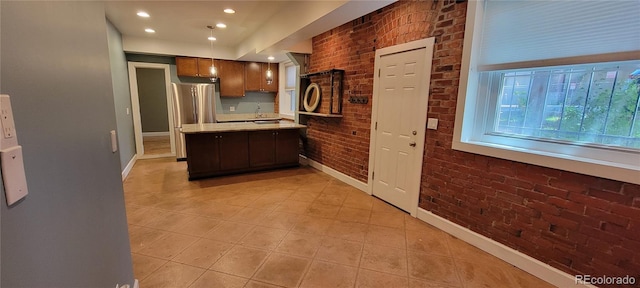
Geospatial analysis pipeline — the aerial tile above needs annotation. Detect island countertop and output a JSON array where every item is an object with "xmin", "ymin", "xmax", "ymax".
[{"xmin": 181, "ymin": 121, "xmax": 306, "ymax": 134}]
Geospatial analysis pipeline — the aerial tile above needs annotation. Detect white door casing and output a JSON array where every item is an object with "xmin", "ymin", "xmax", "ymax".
[
  {"xmin": 127, "ymin": 62, "xmax": 176, "ymax": 159},
  {"xmin": 368, "ymin": 38, "xmax": 434, "ymax": 216}
]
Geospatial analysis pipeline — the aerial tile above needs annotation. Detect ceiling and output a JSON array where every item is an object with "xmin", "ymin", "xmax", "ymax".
[{"xmin": 105, "ymin": 0, "xmax": 396, "ymax": 62}]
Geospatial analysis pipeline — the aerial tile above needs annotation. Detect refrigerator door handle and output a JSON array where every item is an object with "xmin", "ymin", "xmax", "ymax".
[{"xmin": 191, "ymin": 86, "xmax": 198, "ymax": 123}]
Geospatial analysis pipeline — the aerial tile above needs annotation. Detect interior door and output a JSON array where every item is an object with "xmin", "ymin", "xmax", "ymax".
[{"xmin": 372, "ymin": 47, "xmax": 430, "ymax": 213}]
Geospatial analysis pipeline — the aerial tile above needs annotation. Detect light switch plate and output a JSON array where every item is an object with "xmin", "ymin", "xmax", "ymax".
[
  {"xmin": 2, "ymin": 145, "xmax": 28, "ymax": 205},
  {"xmin": 427, "ymin": 118, "xmax": 438, "ymax": 130},
  {"xmin": 110, "ymin": 130, "xmax": 118, "ymax": 153},
  {"xmin": 0, "ymin": 94, "xmax": 19, "ymax": 149}
]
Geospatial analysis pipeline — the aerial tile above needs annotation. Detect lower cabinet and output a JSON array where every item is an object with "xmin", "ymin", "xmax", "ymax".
[
  {"xmin": 185, "ymin": 129, "xmax": 299, "ymax": 180},
  {"xmin": 248, "ymin": 129, "xmax": 300, "ymax": 167}
]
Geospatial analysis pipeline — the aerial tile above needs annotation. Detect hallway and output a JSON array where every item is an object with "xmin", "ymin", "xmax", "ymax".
[{"xmin": 124, "ymin": 158, "xmax": 554, "ymax": 287}]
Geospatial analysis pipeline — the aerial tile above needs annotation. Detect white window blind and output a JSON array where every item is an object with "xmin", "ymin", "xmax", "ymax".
[{"xmin": 479, "ymin": 0, "xmax": 640, "ymax": 71}]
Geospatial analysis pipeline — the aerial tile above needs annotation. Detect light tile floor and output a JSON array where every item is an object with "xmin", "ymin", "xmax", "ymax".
[{"xmin": 124, "ymin": 158, "xmax": 556, "ymax": 288}]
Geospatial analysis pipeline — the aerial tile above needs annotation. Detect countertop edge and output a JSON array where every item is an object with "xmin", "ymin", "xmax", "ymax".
[{"xmin": 181, "ymin": 123, "xmax": 306, "ymax": 134}]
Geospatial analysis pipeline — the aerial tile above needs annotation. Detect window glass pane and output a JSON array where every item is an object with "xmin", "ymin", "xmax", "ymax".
[
  {"xmin": 490, "ymin": 61, "xmax": 640, "ymax": 149},
  {"xmin": 289, "ymin": 90, "xmax": 296, "ymax": 112},
  {"xmin": 285, "ymin": 65, "xmax": 296, "ymax": 88}
]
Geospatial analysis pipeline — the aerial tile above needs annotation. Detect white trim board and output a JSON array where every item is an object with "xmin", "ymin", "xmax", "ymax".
[
  {"xmin": 305, "ymin": 158, "xmax": 369, "ymax": 194},
  {"xmin": 142, "ymin": 131, "xmax": 170, "ymax": 137},
  {"xmin": 127, "ymin": 62, "xmax": 176, "ymax": 159},
  {"xmin": 121, "ymin": 154, "xmax": 137, "ymax": 181},
  {"xmin": 416, "ymin": 208, "xmax": 596, "ymax": 288}
]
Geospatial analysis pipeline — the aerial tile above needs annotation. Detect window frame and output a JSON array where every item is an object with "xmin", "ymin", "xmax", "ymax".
[
  {"xmin": 278, "ymin": 62, "xmax": 297, "ymax": 119},
  {"xmin": 453, "ymin": 0, "xmax": 640, "ymax": 184}
]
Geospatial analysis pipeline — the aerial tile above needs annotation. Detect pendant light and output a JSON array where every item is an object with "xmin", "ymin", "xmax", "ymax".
[
  {"xmin": 207, "ymin": 25, "xmax": 218, "ymax": 82},
  {"xmin": 266, "ymin": 56, "xmax": 274, "ymax": 85}
]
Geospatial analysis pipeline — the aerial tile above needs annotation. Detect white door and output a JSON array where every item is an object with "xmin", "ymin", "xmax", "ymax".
[{"xmin": 371, "ymin": 40, "xmax": 433, "ymax": 214}]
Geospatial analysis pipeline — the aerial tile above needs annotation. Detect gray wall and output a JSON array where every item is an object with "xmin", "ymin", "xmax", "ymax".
[
  {"xmin": 107, "ymin": 20, "xmax": 136, "ymax": 171},
  {"xmin": 136, "ymin": 68, "xmax": 169, "ymax": 133},
  {"xmin": 0, "ymin": 2, "xmax": 133, "ymax": 287}
]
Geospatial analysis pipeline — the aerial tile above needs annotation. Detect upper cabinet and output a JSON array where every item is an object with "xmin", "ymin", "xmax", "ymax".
[
  {"xmin": 176, "ymin": 57, "xmax": 217, "ymax": 77},
  {"xmin": 245, "ymin": 62, "xmax": 278, "ymax": 93},
  {"xmin": 175, "ymin": 57, "xmax": 279, "ymax": 97},
  {"xmin": 219, "ymin": 60, "xmax": 245, "ymax": 97}
]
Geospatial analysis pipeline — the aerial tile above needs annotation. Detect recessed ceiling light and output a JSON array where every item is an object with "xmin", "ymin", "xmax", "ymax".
[
  {"xmin": 267, "ymin": 56, "xmax": 275, "ymax": 61},
  {"xmin": 216, "ymin": 23, "xmax": 227, "ymax": 29},
  {"xmin": 144, "ymin": 28, "xmax": 155, "ymax": 33},
  {"xmin": 137, "ymin": 11, "xmax": 150, "ymax": 18},
  {"xmin": 224, "ymin": 8, "xmax": 235, "ymax": 14},
  {"xmin": 208, "ymin": 36, "xmax": 217, "ymax": 41}
]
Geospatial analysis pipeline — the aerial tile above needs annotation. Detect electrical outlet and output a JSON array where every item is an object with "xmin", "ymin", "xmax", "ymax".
[
  {"xmin": 230, "ymin": 106, "xmax": 235, "ymax": 112},
  {"xmin": 427, "ymin": 118, "xmax": 438, "ymax": 130}
]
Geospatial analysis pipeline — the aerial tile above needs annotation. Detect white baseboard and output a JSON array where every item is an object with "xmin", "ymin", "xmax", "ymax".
[
  {"xmin": 121, "ymin": 154, "xmax": 137, "ymax": 181},
  {"xmin": 305, "ymin": 157, "xmax": 369, "ymax": 194},
  {"xmin": 416, "ymin": 208, "xmax": 596, "ymax": 288},
  {"xmin": 142, "ymin": 131, "xmax": 170, "ymax": 137}
]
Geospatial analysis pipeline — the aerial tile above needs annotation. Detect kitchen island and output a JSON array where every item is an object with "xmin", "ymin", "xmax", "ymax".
[{"xmin": 182, "ymin": 121, "xmax": 306, "ymax": 180}]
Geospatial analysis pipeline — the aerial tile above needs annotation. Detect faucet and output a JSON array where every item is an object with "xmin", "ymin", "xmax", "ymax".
[{"xmin": 255, "ymin": 102, "xmax": 263, "ymax": 118}]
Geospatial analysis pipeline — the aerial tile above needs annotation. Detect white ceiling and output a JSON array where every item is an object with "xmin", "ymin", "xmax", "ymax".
[{"xmin": 105, "ymin": 0, "xmax": 396, "ymax": 62}]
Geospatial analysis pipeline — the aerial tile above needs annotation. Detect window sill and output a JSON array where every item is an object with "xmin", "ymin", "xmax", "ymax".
[
  {"xmin": 280, "ymin": 113, "xmax": 294, "ymax": 120},
  {"xmin": 452, "ymin": 139, "xmax": 640, "ymax": 185}
]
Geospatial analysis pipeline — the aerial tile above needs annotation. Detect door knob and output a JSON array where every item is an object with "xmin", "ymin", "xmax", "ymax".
[{"xmin": 409, "ymin": 142, "xmax": 416, "ymax": 147}]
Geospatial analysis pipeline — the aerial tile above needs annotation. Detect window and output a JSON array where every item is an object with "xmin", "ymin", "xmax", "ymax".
[
  {"xmin": 486, "ymin": 62, "xmax": 640, "ymax": 149},
  {"xmin": 279, "ymin": 62, "xmax": 297, "ymax": 118},
  {"xmin": 454, "ymin": 0, "xmax": 640, "ymax": 184}
]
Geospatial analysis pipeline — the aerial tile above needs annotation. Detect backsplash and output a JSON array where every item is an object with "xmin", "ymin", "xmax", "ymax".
[{"xmin": 216, "ymin": 90, "xmax": 276, "ymax": 114}]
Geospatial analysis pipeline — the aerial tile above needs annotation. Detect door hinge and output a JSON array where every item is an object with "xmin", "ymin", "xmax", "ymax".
[
  {"xmin": 375, "ymin": 122, "xmax": 377, "ymax": 130},
  {"xmin": 372, "ymin": 171, "xmax": 375, "ymax": 180},
  {"xmin": 378, "ymin": 69, "xmax": 380, "ymax": 78}
]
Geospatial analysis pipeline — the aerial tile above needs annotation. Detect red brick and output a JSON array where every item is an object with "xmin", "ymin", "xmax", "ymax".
[
  {"xmin": 622, "ymin": 183, "xmax": 640, "ymax": 197},
  {"xmin": 527, "ymin": 200, "xmax": 560, "ymax": 216},
  {"xmin": 559, "ymin": 210, "xmax": 600, "ymax": 228},
  {"xmin": 584, "ymin": 207, "xmax": 630, "ymax": 227},
  {"xmin": 533, "ymin": 184, "xmax": 568, "ymax": 198},
  {"xmin": 547, "ymin": 196, "xmax": 585, "ymax": 213},
  {"xmin": 588, "ymin": 188, "xmax": 633, "ymax": 205},
  {"xmin": 542, "ymin": 213, "xmax": 580, "ymax": 230},
  {"xmin": 568, "ymin": 192, "xmax": 612, "ymax": 211},
  {"xmin": 609, "ymin": 203, "xmax": 640, "ymax": 219},
  {"xmin": 517, "ymin": 188, "xmax": 547, "ymax": 202}
]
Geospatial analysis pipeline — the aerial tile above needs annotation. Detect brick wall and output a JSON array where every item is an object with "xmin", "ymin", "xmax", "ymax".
[{"xmin": 305, "ymin": 0, "xmax": 640, "ymax": 283}]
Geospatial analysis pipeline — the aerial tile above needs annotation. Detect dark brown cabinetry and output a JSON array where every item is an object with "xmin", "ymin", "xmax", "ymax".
[
  {"xmin": 245, "ymin": 62, "xmax": 279, "ymax": 92},
  {"xmin": 248, "ymin": 129, "xmax": 298, "ymax": 167},
  {"xmin": 185, "ymin": 132, "xmax": 249, "ymax": 179},
  {"xmin": 185, "ymin": 129, "xmax": 300, "ymax": 180},
  {"xmin": 176, "ymin": 57, "xmax": 217, "ymax": 77},
  {"xmin": 219, "ymin": 60, "xmax": 245, "ymax": 97}
]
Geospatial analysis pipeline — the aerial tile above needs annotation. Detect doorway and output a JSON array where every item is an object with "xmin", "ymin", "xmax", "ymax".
[
  {"xmin": 127, "ymin": 62, "xmax": 175, "ymax": 159},
  {"xmin": 368, "ymin": 38, "xmax": 435, "ymax": 216}
]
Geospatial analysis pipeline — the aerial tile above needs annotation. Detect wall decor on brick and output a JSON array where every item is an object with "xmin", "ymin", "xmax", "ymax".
[{"xmin": 304, "ymin": 0, "xmax": 640, "ymax": 284}]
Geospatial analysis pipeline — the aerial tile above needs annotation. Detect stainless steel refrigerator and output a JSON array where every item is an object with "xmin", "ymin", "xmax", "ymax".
[{"xmin": 171, "ymin": 83, "xmax": 216, "ymax": 160}]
